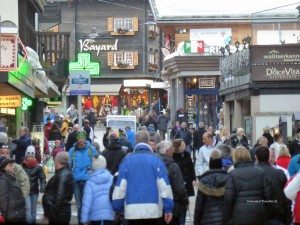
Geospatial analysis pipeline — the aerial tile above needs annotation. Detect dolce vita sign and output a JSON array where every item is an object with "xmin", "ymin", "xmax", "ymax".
[
  {"xmin": 79, "ymin": 39, "xmax": 118, "ymax": 56},
  {"xmin": 252, "ymin": 65, "xmax": 300, "ymax": 81}
]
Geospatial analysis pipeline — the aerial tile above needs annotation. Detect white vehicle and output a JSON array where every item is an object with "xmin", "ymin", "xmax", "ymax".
[{"xmin": 106, "ymin": 115, "xmax": 137, "ymax": 133}]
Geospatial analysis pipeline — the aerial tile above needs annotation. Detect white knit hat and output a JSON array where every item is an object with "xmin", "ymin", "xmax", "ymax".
[
  {"xmin": 92, "ymin": 155, "xmax": 107, "ymax": 170},
  {"xmin": 25, "ymin": 145, "xmax": 35, "ymax": 158}
]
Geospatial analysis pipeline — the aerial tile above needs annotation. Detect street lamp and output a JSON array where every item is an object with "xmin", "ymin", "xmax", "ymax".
[
  {"xmin": 234, "ymin": 41, "xmax": 240, "ymax": 52},
  {"xmin": 88, "ymin": 25, "xmax": 99, "ymax": 43}
]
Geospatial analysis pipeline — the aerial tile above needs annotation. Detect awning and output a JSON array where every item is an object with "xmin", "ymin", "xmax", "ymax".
[
  {"xmin": 123, "ymin": 79, "xmax": 153, "ymax": 87},
  {"xmin": 64, "ymin": 83, "xmax": 122, "ymax": 96},
  {"xmin": 90, "ymin": 83, "xmax": 122, "ymax": 95}
]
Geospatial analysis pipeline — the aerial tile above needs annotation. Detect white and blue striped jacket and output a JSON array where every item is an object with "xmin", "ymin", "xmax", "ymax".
[{"xmin": 112, "ymin": 143, "xmax": 174, "ymax": 219}]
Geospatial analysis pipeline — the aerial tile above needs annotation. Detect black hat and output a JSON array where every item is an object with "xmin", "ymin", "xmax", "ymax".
[{"xmin": 0, "ymin": 156, "xmax": 14, "ymax": 170}]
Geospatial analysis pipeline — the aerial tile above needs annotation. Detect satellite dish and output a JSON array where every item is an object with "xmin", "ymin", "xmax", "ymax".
[{"xmin": 161, "ymin": 47, "xmax": 171, "ymax": 57}]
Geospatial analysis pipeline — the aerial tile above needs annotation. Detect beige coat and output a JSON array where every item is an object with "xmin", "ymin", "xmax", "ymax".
[{"xmin": 15, "ymin": 163, "xmax": 30, "ymax": 198}]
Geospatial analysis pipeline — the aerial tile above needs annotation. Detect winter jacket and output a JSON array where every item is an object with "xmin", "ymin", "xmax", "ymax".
[
  {"xmin": 49, "ymin": 129, "xmax": 63, "ymax": 141},
  {"xmin": 231, "ymin": 135, "xmax": 249, "ymax": 149},
  {"xmin": 157, "ymin": 114, "xmax": 168, "ymax": 131},
  {"xmin": 194, "ymin": 169, "xmax": 228, "ymax": 225},
  {"xmin": 81, "ymin": 169, "xmax": 114, "ymax": 223},
  {"xmin": 51, "ymin": 146, "xmax": 64, "ymax": 159},
  {"xmin": 125, "ymin": 129, "xmax": 135, "ymax": 147},
  {"xmin": 145, "ymin": 117, "xmax": 158, "ymax": 131},
  {"xmin": 42, "ymin": 167, "xmax": 74, "ymax": 223},
  {"xmin": 112, "ymin": 143, "xmax": 174, "ymax": 219},
  {"xmin": 15, "ymin": 163, "xmax": 30, "ymax": 198},
  {"xmin": 118, "ymin": 138, "xmax": 133, "ymax": 153},
  {"xmin": 22, "ymin": 159, "xmax": 46, "ymax": 194},
  {"xmin": 276, "ymin": 155, "xmax": 291, "ymax": 170},
  {"xmin": 161, "ymin": 154, "xmax": 188, "ymax": 217},
  {"xmin": 262, "ymin": 133, "xmax": 274, "ymax": 147},
  {"xmin": 13, "ymin": 134, "xmax": 32, "ymax": 164},
  {"xmin": 103, "ymin": 132, "xmax": 110, "ymax": 148},
  {"xmin": 284, "ymin": 172, "xmax": 300, "ymax": 223},
  {"xmin": 65, "ymin": 131, "xmax": 78, "ymax": 152},
  {"xmin": 196, "ymin": 139, "xmax": 221, "ymax": 176},
  {"xmin": 173, "ymin": 151, "xmax": 196, "ymax": 196},
  {"xmin": 175, "ymin": 128, "xmax": 192, "ymax": 146},
  {"xmin": 224, "ymin": 162, "xmax": 272, "ymax": 225},
  {"xmin": 256, "ymin": 162, "xmax": 292, "ymax": 225},
  {"xmin": 287, "ymin": 154, "xmax": 300, "ymax": 176},
  {"xmin": 193, "ymin": 128, "xmax": 206, "ymax": 151},
  {"xmin": 85, "ymin": 111, "xmax": 97, "ymax": 126},
  {"xmin": 102, "ymin": 142, "xmax": 126, "ymax": 175},
  {"xmin": 68, "ymin": 141, "xmax": 98, "ymax": 181},
  {"xmin": 0, "ymin": 172, "xmax": 26, "ymax": 223},
  {"xmin": 289, "ymin": 138, "xmax": 300, "ymax": 157}
]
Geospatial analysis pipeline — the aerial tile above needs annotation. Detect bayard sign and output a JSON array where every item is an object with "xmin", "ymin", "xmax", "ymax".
[{"xmin": 79, "ymin": 39, "xmax": 118, "ymax": 56}]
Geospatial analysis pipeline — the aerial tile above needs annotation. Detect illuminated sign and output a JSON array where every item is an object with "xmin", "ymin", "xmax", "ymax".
[
  {"xmin": 0, "ymin": 35, "xmax": 18, "ymax": 71},
  {"xmin": 69, "ymin": 53, "xmax": 100, "ymax": 76},
  {"xmin": 199, "ymin": 78, "xmax": 215, "ymax": 88},
  {"xmin": 0, "ymin": 95, "xmax": 21, "ymax": 107},
  {"xmin": 21, "ymin": 98, "xmax": 32, "ymax": 111},
  {"xmin": 0, "ymin": 108, "xmax": 16, "ymax": 115},
  {"xmin": 79, "ymin": 39, "xmax": 118, "ymax": 56}
]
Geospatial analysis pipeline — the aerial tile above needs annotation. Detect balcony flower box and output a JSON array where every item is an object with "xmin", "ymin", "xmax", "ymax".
[
  {"xmin": 148, "ymin": 30, "xmax": 158, "ymax": 39},
  {"xmin": 117, "ymin": 28, "xmax": 129, "ymax": 34}
]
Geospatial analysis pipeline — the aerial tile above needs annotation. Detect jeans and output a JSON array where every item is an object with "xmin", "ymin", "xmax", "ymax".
[
  {"xmin": 73, "ymin": 181, "xmax": 86, "ymax": 224},
  {"xmin": 90, "ymin": 221, "xmax": 114, "ymax": 225},
  {"xmin": 25, "ymin": 193, "xmax": 39, "ymax": 224},
  {"xmin": 267, "ymin": 219, "xmax": 283, "ymax": 225},
  {"xmin": 179, "ymin": 208, "xmax": 187, "ymax": 225}
]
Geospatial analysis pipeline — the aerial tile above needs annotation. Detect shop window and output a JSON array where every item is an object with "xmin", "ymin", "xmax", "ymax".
[
  {"xmin": 107, "ymin": 17, "xmax": 138, "ymax": 36},
  {"xmin": 107, "ymin": 51, "xmax": 138, "ymax": 69},
  {"xmin": 148, "ymin": 50, "xmax": 158, "ymax": 72}
]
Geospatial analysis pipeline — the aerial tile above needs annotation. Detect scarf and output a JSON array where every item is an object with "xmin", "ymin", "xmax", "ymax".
[{"xmin": 22, "ymin": 158, "xmax": 38, "ymax": 168}]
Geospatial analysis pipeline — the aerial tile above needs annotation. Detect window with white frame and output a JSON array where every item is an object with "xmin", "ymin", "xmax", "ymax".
[
  {"xmin": 114, "ymin": 52, "xmax": 133, "ymax": 66},
  {"xmin": 114, "ymin": 18, "xmax": 133, "ymax": 31},
  {"xmin": 149, "ymin": 52, "xmax": 155, "ymax": 64}
]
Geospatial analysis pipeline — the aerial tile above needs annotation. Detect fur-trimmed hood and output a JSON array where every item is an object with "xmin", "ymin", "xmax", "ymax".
[{"xmin": 198, "ymin": 169, "xmax": 228, "ymax": 197}]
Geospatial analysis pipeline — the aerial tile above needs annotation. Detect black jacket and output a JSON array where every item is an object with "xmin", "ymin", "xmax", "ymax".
[
  {"xmin": 22, "ymin": 162, "xmax": 46, "ymax": 194},
  {"xmin": 65, "ymin": 131, "xmax": 78, "ymax": 152},
  {"xmin": 175, "ymin": 128, "xmax": 192, "ymax": 146},
  {"xmin": 0, "ymin": 172, "xmax": 26, "ymax": 223},
  {"xmin": 42, "ymin": 167, "xmax": 74, "ymax": 222},
  {"xmin": 13, "ymin": 134, "xmax": 32, "ymax": 164},
  {"xmin": 102, "ymin": 132, "xmax": 110, "ymax": 148},
  {"xmin": 256, "ymin": 162, "xmax": 292, "ymax": 225},
  {"xmin": 231, "ymin": 135, "xmax": 249, "ymax": 149},
  {"xmin": 49, "ymin": 129, "xmax": 63, "ymax": 141},
  {"xmin": 102, "ymin": 142, "xmax": 126, "ymax": 175},
  {"xmin": 85, "ymin": 111, "xmax": 97, "ymax": 126},
  {"xmin": 193, "ymin": 128, "xmax": 206, "ymax": 151},
  {"xmin": 161, "ymin": 155, "xmax": 188, "ymax": 217},
  {"xmin": 224, "ymin": 162, "xmax": 272, "ymax": 225},
  {"xmin": 173, "ymin": 151, "xmax": 196, "ymax": 196},
  {"xmin": 262, "ymin": 133, "xmax": 274, "ymax": 147},
  {"xmin": 145, "ymin": 117, "xmax": 158, "ymax": 131},
  {"xmin": 194, "ymin": 169, "xmax": 228, "ymax": 225}
]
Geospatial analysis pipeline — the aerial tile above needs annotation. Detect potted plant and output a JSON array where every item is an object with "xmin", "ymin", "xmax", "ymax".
[
  {"xmin": 148, "ymin": 30, "xmax": 158, "ymax": 39},
  {"xmin": 117, "ymin": 28, "xmax": 129, "ymax": 34},
  {"xmin": 117, "ymin": 62, "xmax": 129, "ymax": 68}
]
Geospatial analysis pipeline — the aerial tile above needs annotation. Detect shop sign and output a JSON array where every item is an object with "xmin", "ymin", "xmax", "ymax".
[
  {"xmin": 251, "ymin": 45, "xmax": 300, "ymax": 64},
  {"xmin": 0, "ymin": 95, "xmax": 21, "ymax": 107},
  {"xmin": 69, "ymin": 70, "xmax": 90, "ymax": 96},
  {"xmin": 252, "ymin": 64, "xmax": 300, "ymax": 81},
  {"xmin": 0, "ymin": 108, "xmax": 16, "ymax": 115},
  {"xmin": 0, "ymin": 35, "xmax": 17, "ymax": 71},
  {"xmin": 79, "ymin": 39, "xmax": 118, "ymax": 56},
  {"xmin": 199, "ymin": 78, "xmax": 215, "ymax": 88}
]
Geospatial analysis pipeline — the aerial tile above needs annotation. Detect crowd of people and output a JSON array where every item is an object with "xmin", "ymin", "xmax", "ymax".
[{"xmin": 1, "ymin": 105, "xmax": 300, "ymax": 225}]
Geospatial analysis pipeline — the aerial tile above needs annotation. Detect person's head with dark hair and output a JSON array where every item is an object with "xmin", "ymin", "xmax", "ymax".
[
  {"xmin": 255, "ymin": 145, "xmax": 270, "ymax": 163},
  {"xmin": 84, "ymin": 119, "xmax": 90, "ymax": 126},
  {"xmin": 50, "ymin": 123, "xmax": 59, "ymax": 131},
  {"xmin": 273, "ymin": 133, "xmax": 282, "ymax": 142},
  {"xmin": 209, "ymin": 149, "xmax": 223, "ymax": 169},
  {"xmin": 172, "ymin": 138, "xmax": 185, "ymax": 154}
]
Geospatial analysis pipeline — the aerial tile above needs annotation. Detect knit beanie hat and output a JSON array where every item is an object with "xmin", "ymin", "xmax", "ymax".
[
  {"xmin": 0, "ymin": 132, "xmax": 8, "ymax": 146},
  {"xmin": 92, "ymin": 155, "xmax": 107, "ymax": 170},
  {"xmin": 209, "ymin": 149, "xmax": 223, "ymax": 169},
  {"xmin": 109, "ymin": 131, "xmax": 119, "ymax": 140},
  {"xmin": 25, "ymin": 145, "xmax": 36, "ymax": 158},
  {"xmin": 76, "ymin": 131, "xmax": 86, "ymax": 140}
]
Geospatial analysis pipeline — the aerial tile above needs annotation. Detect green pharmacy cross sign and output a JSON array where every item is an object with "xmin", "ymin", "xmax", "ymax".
[
  {"xmin": 69, "ymin": 53, "xmax": 101, "ymax": 77},
  {"xmin": 21, "ymin": 98, "xmax": 32, "ymax": 111}
]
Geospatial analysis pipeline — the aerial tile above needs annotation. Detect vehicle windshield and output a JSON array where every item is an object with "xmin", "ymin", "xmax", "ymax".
[{"xmin": 107, "ymin": 120, "xmax": 135, "ymax": 131}]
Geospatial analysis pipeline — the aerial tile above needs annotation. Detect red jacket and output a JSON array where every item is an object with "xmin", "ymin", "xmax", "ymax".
[
  {"xmin": 276, "ymin": 155, "xmax": 291, "ymax": 169},
  {"xmin": 284, "ymin": 173, "xmax": 300, "ymax": 223}
]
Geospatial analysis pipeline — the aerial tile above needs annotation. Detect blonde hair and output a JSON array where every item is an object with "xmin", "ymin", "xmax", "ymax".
[
  {"xmin": 232, "ymin": 146, "xmax": 251, "ymax": 164},
  {"xmin": 221, "ymin": 127, "xmax": 229, "ymax": 137},
  {"xmin": 278, "ymin": 145, "xmax": 290, "ymax": 158}
]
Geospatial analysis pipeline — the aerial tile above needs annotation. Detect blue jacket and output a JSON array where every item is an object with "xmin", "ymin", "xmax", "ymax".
[
  {"xmin": 68, "ymin": 141, "xmax": 97, "ymax": 181},
  {"xmin": 112, "ymin": 143, "xmax": 174, "ymax": 219},
  {"xmin": 126, "ymin": 129, "xmax": 135, "ymax": 147},
  {"xmin": 288, "ymin": 154, "xmax": 300, "ymax": 176},
  {"xmin": 13, "ymin": 134, "xmax": 32, "ymax": 164},
  {"xmin": 81, "ymin": 169, "xmax": 114, "ymax": 223}
]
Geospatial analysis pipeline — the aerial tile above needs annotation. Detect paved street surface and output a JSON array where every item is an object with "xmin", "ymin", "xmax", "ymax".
[{"xmin": 37, "ymin": 125, "xmax": 196, "ymax": 224}]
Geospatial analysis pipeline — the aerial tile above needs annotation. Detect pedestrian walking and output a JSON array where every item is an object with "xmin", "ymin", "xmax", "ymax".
[
  {"xmin": 157, "ymin": 141, "xmax": 189, "ymax": 225},
  {"xmin": 81, "ymin": 155, "xmax": 114, "ymax": 225},
  {"xmin": 196, "ymin": 132, "xmax": 221, "ymax": 177},
  {"xmin": 61, "ymin": 115, "xmax": 70, "ymax": 143},
  {"xmin": 157, "ymin": 112, "xmax": 168, "ymax": 140},
  {"xmin": 22, "ymin": 146, "xmax": 46, "ymax": 224},
  {"xmin": 51, "ymin": 140, "xmax": 64, "ymax": 160},
  {"xmin": 289, "ymin": 127, "xmax": 300, "ymax": 157},
  {"xmin": 175, "ymin": 122, "xmax": 192, "ymax": 152},
  {"xmin": 42, "ymin": 152, "xmax": 74, "ymax": 225},
  {"xmin": 275, "ymin": 145, "xmax": 291, "ymax": 170},
  {"xmin": 68, "ymin": 131, "xmax": 98, "ymax": 224},
  {"xmin": 103, "ymin": 127, "xmax": 112, "ymax": 149},
  {"xmin": 284, "ymin": 170, "xmax": 300, "ymax": 225},
  {"xmin": 224, "ymin": 146, "xmax": 272, "ymax": 225},
  {"xmin": 231, "ymin": 128, "xmax": 249, "ymax": 149},
  {"xmin": 65, "ymin": 124, "xmax": 79, "ymax": 152},
  {"xmin": 193, "ymin": 122, "xmax": 206, "ymax": 162},
  {"xmin": 270, "ymin": 133, "xmax": 285, "ymax": 159},
  {"xmin": 48, "ymin": 123, "xmax": 63, "ymax": 142},
  {"xmin": 112, "ymin": 130, "xmax": 174, "ymax": 225},
  {"xmin": 0, "ymin": 156, "xmax": 26, "ymax": 223},
  {"xmin": 102, "ymin": 131, "xmax": 125, "ymax": 175},
  {"xmin": 255, "ymin": 145, "xmax": 292, "ymax": 225},
  {"xmin": 12, "ymin": 127, "xmax": 32, "ymax": 164},
  {"xmin": 194, "ymin": 149, "xmax": 228, "ymax": 225}
]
